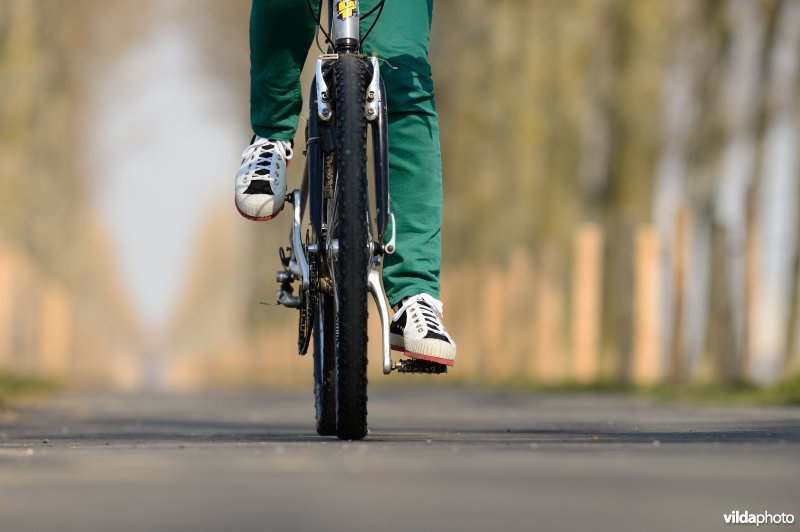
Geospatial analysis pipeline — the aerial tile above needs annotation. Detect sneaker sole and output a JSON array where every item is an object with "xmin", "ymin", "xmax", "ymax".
[
  {"xmin": 390, "ymin": 335, "xmax": 456, "ymax": 367},
  {"xmin": 235, "ymin": 199, "xmax": 285, "ymax": 221}
]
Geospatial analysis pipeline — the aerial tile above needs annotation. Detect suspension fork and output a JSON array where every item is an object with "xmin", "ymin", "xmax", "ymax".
[{"xmin": 366, "ymin": 55, "xmax": 392, "ymax": 250}]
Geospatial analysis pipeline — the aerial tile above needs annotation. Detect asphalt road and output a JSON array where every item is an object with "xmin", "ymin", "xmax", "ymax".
[{"xmin": 1, "ymin": 388, "xmax": 798, "ymax": 532}]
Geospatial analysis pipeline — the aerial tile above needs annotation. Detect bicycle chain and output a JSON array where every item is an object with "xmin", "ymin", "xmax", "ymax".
[{"xmin": 297, "ymin": 229, "xmax": 318, "ymax": 355}]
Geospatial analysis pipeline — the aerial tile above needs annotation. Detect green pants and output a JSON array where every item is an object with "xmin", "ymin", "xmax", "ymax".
[{"xmin": 250, "ymin": 0, "xmax": 442, "ymax": 307}]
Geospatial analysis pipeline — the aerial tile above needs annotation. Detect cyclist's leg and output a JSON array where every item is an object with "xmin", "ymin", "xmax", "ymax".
[
  {"xmin": 250, "ymin": 0, "xmax": 320, "ymax": 141},
  {"xmin": 360, "ymin": 0, "xmax": 443, "ymax": 308}
]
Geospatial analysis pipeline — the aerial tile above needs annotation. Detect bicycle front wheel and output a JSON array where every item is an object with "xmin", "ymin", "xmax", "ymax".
[{"xmin": 328, "ymin": 54, "xmax": 370, "ymax": 440}]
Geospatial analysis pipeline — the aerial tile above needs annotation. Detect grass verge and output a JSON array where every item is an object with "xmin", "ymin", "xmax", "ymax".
[
  {"xmin": 645, "ymin": 374, "xmax": 800, "ymax": 406},
  {"xmin": 388, "ymin": 373, "xmax": 800, "ymax": 407},
  {"xmin": 0, "ymin": 373, "xmax": 60, "ymax": 410}
]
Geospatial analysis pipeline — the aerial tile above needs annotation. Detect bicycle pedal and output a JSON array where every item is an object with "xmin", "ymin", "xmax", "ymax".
[{"xmin": 396, "ymin": 359, "xmax": 448, "ymax": 374}]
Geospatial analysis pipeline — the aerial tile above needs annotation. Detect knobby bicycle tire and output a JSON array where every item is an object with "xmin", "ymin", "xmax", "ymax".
[
  {"xmin": 331, "ymin": 54, "xmax": 369, "ymax": 440},
  {"xmin": 313, "ymin": 292, "xmax": 336, "ymax": 435}
]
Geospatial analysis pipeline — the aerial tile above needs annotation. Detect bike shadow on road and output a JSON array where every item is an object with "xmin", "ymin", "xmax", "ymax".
[{"xmin": 5, "ymin": 417, "xmax": 800, "ymax": 447}]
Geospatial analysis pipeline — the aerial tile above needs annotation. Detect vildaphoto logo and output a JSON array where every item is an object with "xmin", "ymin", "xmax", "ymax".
[{"xmin": 723, "ymin": 510, "xmax": 795, "ymax": 526}]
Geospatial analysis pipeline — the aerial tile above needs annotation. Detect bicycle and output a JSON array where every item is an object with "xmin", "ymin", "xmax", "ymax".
[{"xmin": 275, "ymin": 0, "xmax": 447, "ymax": 441}]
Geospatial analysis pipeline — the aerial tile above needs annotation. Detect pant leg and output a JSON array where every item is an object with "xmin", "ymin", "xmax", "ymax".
[
  {"xmin": 250, "ymin": 0, "xmax": 320, "ymax": 140},
  {"xmin": 360, "ymin": 0, "xmax": 443, "ymax": 307}
]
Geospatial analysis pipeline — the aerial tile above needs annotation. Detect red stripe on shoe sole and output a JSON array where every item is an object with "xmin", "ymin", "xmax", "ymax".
[
  {"xmin": 398, "ymin": 349, "xmax": 455, "ymax": 367},
  {"xmin": 391, "ymin": 343, "xmax": 455, "ymax": 367},
  {"xmin": 235, "ymin": 200, "xmax": 285, "ymax": 221}
]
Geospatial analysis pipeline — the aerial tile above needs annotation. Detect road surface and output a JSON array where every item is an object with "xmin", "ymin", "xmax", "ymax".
[{"xmin": 1, "ymin": 388, "xmax": 798, "ymax": 532}]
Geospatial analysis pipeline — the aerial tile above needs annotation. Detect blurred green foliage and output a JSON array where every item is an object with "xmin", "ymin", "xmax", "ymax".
[
  {"xmin": 171, "ymin": 0, "xmax": 800, "ymax": 389},
  {"xmin": 0, "ymin": 373, "xmax": 58, "ymax": 409},
  {"xmin": 5, "ymin": 0, "xmax": 797, "ymax": 389}
]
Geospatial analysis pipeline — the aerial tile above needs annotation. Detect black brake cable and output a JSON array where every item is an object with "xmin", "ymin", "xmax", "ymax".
[
  {"xmin": 315, "ymin": 0, "xmax": 331, "ymax": 53},
  {"xmin": 306, "ymin": 0, "xmax": 334, "ymax": 53},
  {"xmin": 361, "ymin": 0, "xmax": 384, "ymax": 20},
  {"xmin": 361, "ymin": 0, "xmax": 386, "ymax": 48}
]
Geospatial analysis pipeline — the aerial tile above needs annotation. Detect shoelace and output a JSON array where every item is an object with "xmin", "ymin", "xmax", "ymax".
[
  {"xmin": 241, "ymin": 137, "xmax": 293, "ymax": 184},
  {"xmin": 393, "ymin": 294, "xmax": 448, "ymax": 337}
]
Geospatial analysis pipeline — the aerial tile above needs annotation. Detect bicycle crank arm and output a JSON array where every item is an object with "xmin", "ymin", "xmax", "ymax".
[
  {"xmin": 367, "ymin": 269, "xmax": 394, "ymax": 374},
  {"xmin": 286, "ymin": 189, "xmax": 310, "ymax": 293}
]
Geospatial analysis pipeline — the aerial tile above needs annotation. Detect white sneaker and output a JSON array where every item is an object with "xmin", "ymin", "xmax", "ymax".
[
  {"xmin": 390, "ymin": 294, "xmax": 457, "ymax": 366},
  {"xmin": 235, "ymin": 135, "xmax": 293, "ymax": 220}
]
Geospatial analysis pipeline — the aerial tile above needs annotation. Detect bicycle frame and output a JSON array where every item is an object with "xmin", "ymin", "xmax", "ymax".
[
  {"xmin": 278, "ymin": 0, "xmax": 442, "ymax": 381},
  {"xmin": 280, "ymin": 0, "xmax": 395, "ymax": 372},
  {"xmin": 274, "ymin": 0, "xmax": 447, "ymax": 439}
]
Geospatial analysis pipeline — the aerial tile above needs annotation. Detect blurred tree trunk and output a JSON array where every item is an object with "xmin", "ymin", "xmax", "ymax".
[
  {"xmin": 788, "ymin": 232, "xmax": 800, "ymax": 375},
  {"xmin": 713, "ymin": 0, "xmax": 767, "ymax": 378},
  {"xmin": 585, "ymin": 0, "xmax": 635, "ymax": 380},
  {"xmin": 578, "ymin": 0, "xmax": 619, "ymax": 217},
  {"xmin": 652, "ymin": 0, "xmax": 708, "ymax": 375},
  {"xmin": 750, "ymin": 0, "xmax": 800, "ymax": 384}
]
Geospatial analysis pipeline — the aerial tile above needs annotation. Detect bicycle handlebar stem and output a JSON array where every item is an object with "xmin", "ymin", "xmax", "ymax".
[{"xmin": 331, "ymin": 0, "xmax": 360, "ymax": 52}]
